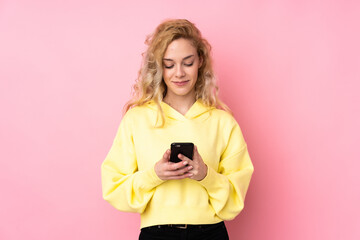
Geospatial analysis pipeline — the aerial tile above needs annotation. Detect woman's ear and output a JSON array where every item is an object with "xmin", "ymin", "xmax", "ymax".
[{"xmin": 198, "ymin": 56, "xmax": 203, "ymax": 68}]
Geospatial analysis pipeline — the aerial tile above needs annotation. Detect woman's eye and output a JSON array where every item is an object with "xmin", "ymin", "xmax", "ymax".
[
  {"xmin": 164, "ymin": 65, "xmax": 174, "ymax": 69},
  {"xmin": 184, "ymin": 62, "xmax": 194, "ymax": 67}
]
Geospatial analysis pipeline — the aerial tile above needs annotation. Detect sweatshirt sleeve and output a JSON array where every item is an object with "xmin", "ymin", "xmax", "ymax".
[
  {"xmin": 199, "ymin": 121, "xmax": 254, "ymax": 220},
  {"xmin": 101, "ymin": 112, "xmax": 164, "ymax": 213}
]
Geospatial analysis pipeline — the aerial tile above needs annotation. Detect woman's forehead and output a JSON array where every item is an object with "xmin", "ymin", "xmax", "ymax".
[{"xmin": 163, "ymin": 39, "xmax": 197, "ymax": 60}]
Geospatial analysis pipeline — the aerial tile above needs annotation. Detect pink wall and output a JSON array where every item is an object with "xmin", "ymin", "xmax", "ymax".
[{"xmin": 1, "ymin": 0, "xmax": 359, "ymax": 239}]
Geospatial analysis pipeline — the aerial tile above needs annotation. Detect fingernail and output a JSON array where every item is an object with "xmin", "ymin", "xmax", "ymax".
[
  {"xmin": 188, "ymin": 166, "xmax": 193, "ymax": 170},
  {"xmin": 183, "ymin": 161, "xmax": 188, "ymax": 165}
]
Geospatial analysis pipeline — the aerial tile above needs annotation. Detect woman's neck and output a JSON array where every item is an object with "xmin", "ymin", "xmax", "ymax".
[{"xmin": 163, "ymin": 94, "xmax": 196, "ymax": 115}]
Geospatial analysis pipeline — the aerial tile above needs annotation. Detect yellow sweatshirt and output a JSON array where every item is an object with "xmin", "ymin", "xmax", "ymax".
[{"xmin": 101, "ymin": 99, "xmax": 254, "ymax": 228}]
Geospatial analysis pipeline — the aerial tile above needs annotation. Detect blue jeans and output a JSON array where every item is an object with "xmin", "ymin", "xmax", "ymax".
[{"xmin": 139, "ymin": 221, "xmax": 229, "ymax": 240}]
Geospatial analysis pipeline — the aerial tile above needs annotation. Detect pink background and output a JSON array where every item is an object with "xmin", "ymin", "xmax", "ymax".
[{"xmin": 1, "ymin": 0, "xmax": 359, "ymax": 239}]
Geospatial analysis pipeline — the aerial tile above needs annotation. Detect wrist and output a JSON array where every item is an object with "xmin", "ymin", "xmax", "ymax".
[{"xmin": 197, "ymin": 164, "xmax": 208, "ymax": 181}]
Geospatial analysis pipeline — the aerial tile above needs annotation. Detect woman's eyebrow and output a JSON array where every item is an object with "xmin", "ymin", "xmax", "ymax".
[{"xmin": 163, "ymin": 55, "xmax": 194, "ymax": 61}]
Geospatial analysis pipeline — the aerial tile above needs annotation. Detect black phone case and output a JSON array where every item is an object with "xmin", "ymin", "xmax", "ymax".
[{"xmin": 170, "ymin": 142, "xmax": 194, "ymax": 163}]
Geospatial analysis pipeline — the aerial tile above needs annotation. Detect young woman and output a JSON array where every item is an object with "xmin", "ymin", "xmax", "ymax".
[{"xmin": 101, "ymin": 19, "xmax": 254, "ymax": 240}]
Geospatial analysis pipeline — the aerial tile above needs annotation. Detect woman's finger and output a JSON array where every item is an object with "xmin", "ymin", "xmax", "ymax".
[
  {"xmin": 167, "ymin": 160, "xmax": 188, "ymax": 171},
  {"xmin": 160, "ymin": 149, "xmax": 171, "ymax": 163},
  {"xmin": 167, "ymin": 165, "xmax": 193, "ymax": 176},
  {"xmin": 165, "ymin": 173, "xmax": 193, "ymax": 180},
  {"xmin": 178, "ymin": 153, "xmax": 193, "ymax": 163},
  {"xmin": 193, "ymin": 145, "xmax": 201, "ymax": 162}
]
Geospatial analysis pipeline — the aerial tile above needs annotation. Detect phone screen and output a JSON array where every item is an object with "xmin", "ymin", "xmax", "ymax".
[{"xmin": 170, "ymin": 142, "xmax": 194, "ymax": 163}]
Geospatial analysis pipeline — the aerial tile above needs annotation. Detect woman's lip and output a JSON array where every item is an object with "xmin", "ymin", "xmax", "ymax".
[
  {"xmin": 173, "ymin": 80, "xmax": 189, "ymax": 83},
  {"xmin": 173, "ymin": 80, "xmax": 190, "ymax": 86}
]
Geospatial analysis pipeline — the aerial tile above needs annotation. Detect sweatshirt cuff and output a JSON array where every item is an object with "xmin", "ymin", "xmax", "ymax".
[
  {"xmin": 135, "ymin": 167, "xmax": 165, "ymax": 191},
  {"xmin": 198, "ymin": 166, "xmax": 227, "ymax": 191}
]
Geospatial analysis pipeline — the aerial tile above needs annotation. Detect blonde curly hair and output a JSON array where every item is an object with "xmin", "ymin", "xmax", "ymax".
[{"xmin": 124, "ymin": 19, "xmax": 231, "ymax": 127}]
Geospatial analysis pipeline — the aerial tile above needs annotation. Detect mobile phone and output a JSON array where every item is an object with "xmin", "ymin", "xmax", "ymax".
[{"xmin": 170, "ymin": 142, "xmax": 194, "ymax": 163}]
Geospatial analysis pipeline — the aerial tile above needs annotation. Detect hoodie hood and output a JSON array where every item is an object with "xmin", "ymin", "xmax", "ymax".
[{"xmin": 146, "ymin": 99, "xmax": 215, "ymax": 122}]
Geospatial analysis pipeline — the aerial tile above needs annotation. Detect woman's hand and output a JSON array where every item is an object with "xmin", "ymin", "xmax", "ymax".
[
  {"xmin": 154, "ymin": 149, "xmax": 193, "ymax": 180},
  {"xmin": 178, "ymin": 145, "xmax": 208, "ymax": 181}
]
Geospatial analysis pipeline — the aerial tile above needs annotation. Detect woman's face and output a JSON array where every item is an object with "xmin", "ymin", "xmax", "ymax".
[{"xmin": 162, "ymin": 38, "xmax": 202, "ymax": 100}]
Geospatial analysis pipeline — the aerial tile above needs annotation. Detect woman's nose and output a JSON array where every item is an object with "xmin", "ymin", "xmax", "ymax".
[{"xmin": 175, "ymin": 65, "xmax": 186, "ymax": 78}]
